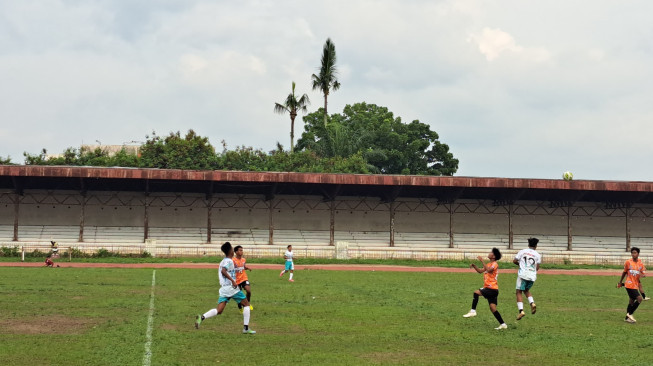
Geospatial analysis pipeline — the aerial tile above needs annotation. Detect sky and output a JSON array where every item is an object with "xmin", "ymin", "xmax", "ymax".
[{"xmin": 1, "ymin": 0, "xmax": 652, "ymax": 181}]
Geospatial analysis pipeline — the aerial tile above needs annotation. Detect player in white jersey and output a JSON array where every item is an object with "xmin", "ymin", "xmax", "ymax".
[
  {"xmin": 195, "ymin": 242, "xmax": 256, "ymax": 334},
  {"xmin": 513, "ymin": 237, "xmax": 542, "ymax": 320},
  {"xmin": 279, "ymin": 245, "xmax": 295, "ymax": 282}
]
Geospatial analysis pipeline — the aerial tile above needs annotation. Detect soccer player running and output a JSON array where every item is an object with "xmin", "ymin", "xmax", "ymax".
[
  {"xmin": 195, "ymin": 242, "xmax": 256, "ymax": 334},
  {"xmin": 233, "ymin": 245, "xmax": 253, "ymax": 313},
  {"xmin": 617, "ymin": 247, "xmax": 646, "ymax": 323},
  {"xmin": 514, "ymin": 237, "xmax": 542, "ymax": 320},
  {"xmin": 463, "ymin": 248, "xmax": 508, "ymax": 330},
  {"xmin": 279, "ymin": 245, "xmax": 295, "ymax": 282}
]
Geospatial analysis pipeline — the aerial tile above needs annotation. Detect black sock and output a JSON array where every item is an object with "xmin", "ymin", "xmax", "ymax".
[
  {"xmin": 244, "ymin": 325, "xmax": 248, "ymax": 331},
  {"xmin": 238, "ymin": 303, "xmax": 242, "ymax": 309},
  {"xmin": 471, "ymin": 293, "xmax": 479, "ymax": 310},
  {"xmin": 626, "ymin": 304, "xmax": 633, "ymax": 315},
  {"xmin": 641, "ymin": 293, "xmax": 646, "ymax": 298},
  {"xmin": 631, "ymin": 301, "xmax": 641, "ymax": 314},
  {"xmin": 492, "ymin": 310, "xmax": 504, "ymax": 324},
  {"xmin": 201, "ymin": 315, "xmax": 205, "ymax": 321}
]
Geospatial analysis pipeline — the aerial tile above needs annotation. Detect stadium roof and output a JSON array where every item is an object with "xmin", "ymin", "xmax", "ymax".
[{"xmin": 1, "ymin": 165, "xmax": 652, "ymax": 204}]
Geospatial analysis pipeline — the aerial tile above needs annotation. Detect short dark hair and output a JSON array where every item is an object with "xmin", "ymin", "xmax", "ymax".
[
  {"xmin": 221, "ymin": 242, "xmax": 232, "ymax": 256},
  {"xmin": 492, "ymin": 247, "xmax": 502, "ymax": 261},
  {"xmin": 234, "ymin": 245, "xmax": 243, "ymax": 252},
  {"xmin": 631, "ymin": 247, "xmax": 640, "ymax": 254},
  {"xmin": 287, "ymin": 245, "xmax": 292, "ymax": 249},
  {"xmin": 528, "ymin": 237, "xmax": 539, "ymax": 248}
]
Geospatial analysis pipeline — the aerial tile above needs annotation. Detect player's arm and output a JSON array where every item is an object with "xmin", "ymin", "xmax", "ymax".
[
  {"xmin": 513, "ymin": 258, "xmax": 519, "ymax": 266},
  {"xmin": 470, "ymin": 256, "xmax": 486, "ymax": 273},
  {"xmin": 221, "ymin": 266, "xmax": 237, "ymax": 288},
  {"xmin": 617, "ymin": 271, "xmax": 627, "ymax": 288}
]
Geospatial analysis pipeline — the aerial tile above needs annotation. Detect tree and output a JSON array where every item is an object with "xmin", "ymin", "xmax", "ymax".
[
  {"xmin": 139, "ymin": 130, "xmax": 218, "ymax": 170},
  {"xmin": 311, "ymin": 38, "xmax": 341, "ymax": 127},
  {"xmin": 274, "ymin": 81, "xmax": 310, "ymax": 153},
  {"xmin": 296, "ymin": 102, "xmax": 459, "ymax": 175}
]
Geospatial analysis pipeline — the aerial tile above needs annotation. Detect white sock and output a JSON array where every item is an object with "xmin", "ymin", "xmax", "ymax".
[
  {"xmin": 517, "ymin": 302, "xmax": 524, "ymax": 311},
  {"xmin": 203, "ymin": 308, "xmax": 218, "ymax": 319},
  {"xmin": 470, "ymin": 309, "xmax": 476, "ymax": 313},
  {"xmin": 528, "ymin": 296, "xmax": 534, "ymax": 304},
  {"xmin": 289, "ymin": 273, "xmax": 294, "ymax": 280},
  {"xmin": 243, "ymin": 306, "xmax": 250, "ymax": 326}
]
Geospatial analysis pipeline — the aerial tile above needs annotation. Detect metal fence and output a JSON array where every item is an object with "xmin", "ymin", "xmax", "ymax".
[{"xmin": 3, "ymin": 242, "xmax": 649, "ymax": 266}]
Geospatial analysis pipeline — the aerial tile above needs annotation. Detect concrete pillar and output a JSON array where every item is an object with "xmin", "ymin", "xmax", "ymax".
[
  {"xmin": 206, "ymin": 197, "xmax": 213, "ymax": 244},
  {"xmin": 567, "ymin": 204, "xmax": 572, "ymax": 251},
  {"xmin": 449, "ymin": 202, "xmax": 454, "ymax": 248},
  {"xmin": 13, "ymin": 193, "xmax": 19, "ymax": 241},
  {"xmin": 78, "ymin": 195, "xmax": 86, "ymax": 242},
  {"xmin": 329, "ymin": 200, "xmax": 335, "ymax": 246},
  {"xmin": 508, "ymin": 203, "xmax": 513, "ymax": 249},
  {"xmin": 268, "ymin": 198, "xmax": 274, "ymax": 245},
  {"xmin": 389, "ymin": 201, "xmax": 395, "ymax": 247},
  {"xmin": 625, "ymin": 207, "xmax": 631, "ymax": 252}
]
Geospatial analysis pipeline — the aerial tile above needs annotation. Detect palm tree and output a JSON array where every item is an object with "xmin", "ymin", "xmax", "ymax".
[
  {"xmin": 311, "ymin": 38, "xmax": 341, "ymax": 127},
  {"xmin": 274, "ymin": 81, "xmax": 310, "ymax": 153}
]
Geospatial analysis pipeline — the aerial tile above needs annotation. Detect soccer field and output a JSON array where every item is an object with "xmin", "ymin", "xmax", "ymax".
[{"xmin": 0, "ymin": 266, "xmax": 651, "ymax": 365}]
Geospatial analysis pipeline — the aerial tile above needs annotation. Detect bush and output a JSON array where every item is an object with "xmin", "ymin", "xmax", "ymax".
[{"xmin": 0, "ymin": 246, "xmax": 20, "ymax": 257}]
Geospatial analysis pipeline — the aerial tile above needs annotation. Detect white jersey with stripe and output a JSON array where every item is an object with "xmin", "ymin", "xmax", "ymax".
[
  {"xmin": 515, "ymin": 248, "xmax": 542, "ymax": 281},
  {"xmin": 285, "ymin": 250, "xmax": 293, "ymax": 262},
  {"xmin": 218, "ymin": 257, "xmax": 239, "ymax": 297}
]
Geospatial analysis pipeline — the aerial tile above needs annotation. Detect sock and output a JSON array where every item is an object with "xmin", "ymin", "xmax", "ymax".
[
  {"xmin": 626, "ymin": 303, "xmax": 633, "ymax": 315},
  {"xmin": 203, "ymin": 308, "xmax": 218, "ymax": 320},
  {"xmin": 517, "ymin": 302, "xmax": 524, "ymax": 312},
  {"xmin": 527, "ymin": 296, "xmax": 534, "ymax": 304},
  {"xmin": 471, "ymin": 293, "xmax": 479, "ymax": 310},
  {"xmin": 642, "ymin": 292, "xmax": 647, "ymax": 298},
  {"xmin": 289, "ymin": 273, "xmax": 294, "ymax": 280},
  {"xmin": 492, "ymin": 310, "xmax": 505, "ymax": 325},
  {"xmin": 244, "ymin": 324, "xmax": 248, "ymax": 331},
  {"xmin": 237, "ymin": 303, "xmax": 242, "ymax": 309},
  {"xmin": 243, "ymin": 306, "xmax": 250, "ymax": 326},
  {"xmin": 631, "ymin": 300, "xmax": 641, "ymax": 314}
]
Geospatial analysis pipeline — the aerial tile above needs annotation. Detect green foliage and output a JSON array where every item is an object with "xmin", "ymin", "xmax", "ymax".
[
  {"xmin": 312, "ymin": 38, "xmax": 341, "ymax": 126},
  {"xmin": 0, "ymin": 246, "xmax": 20, "ymax": 257},
  {"xmin": 0, "ymin": 156, "xmax": 13, "ymax": 164},
  {"xmin": 139, "ymin": 130, "xmax": 218, "ymax": 170},
  {"xmin": 23, "ymin": 147, "xmax": 139, "ymax": 167},
  {"xmin": 297, "ymin": 102, "xmax": 459, "ymax": 175}
]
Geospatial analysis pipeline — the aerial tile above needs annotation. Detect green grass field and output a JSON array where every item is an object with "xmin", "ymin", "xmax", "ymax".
[{"xmin": 1, "ymin": 266, "xmax": 651, "ymax": 365}]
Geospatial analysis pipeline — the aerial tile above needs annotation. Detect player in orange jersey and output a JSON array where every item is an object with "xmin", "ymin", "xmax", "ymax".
[
  {"xmin": 463, "ymin": 248, "xmax": 508, "ymax": 330},
  {"xmin": 617, "ymin": 247, "xmax": 646, "ymax": 323},
  {"xmin": 233, "ymin": 245, "xmax": 253, "ymax": 313}
]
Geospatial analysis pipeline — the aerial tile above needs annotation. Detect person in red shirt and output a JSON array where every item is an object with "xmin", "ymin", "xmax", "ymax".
[
  {"xmin": 233, "ymin": 245, "xmax": 253, "ymax": 313},
  {"xmin": 45, "ymin": 255, "xmax": 59, "ymax": 267},
  {"xmin": 462, "ymin": 248, "xmax": 507, "ymax": 330},
  {"xmin": 618, "ymin": 247, "xmax": 646, "ymax": 323}
]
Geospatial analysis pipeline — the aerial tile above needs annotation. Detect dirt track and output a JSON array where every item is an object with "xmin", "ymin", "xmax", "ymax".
[{"xmin": 0, "ymin": 261, "xmax": 622, "ymax": 276}]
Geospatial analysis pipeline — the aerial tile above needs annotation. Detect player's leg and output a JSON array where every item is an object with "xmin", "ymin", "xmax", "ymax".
[
  {"xmin": 196, "ymin": 300, "xmax": 226, "ymax": 329},
  {"xmin": 463, "ymin": 289, "xmax": 482, "ymax": 317},
  {"xmin": 525, "ymin": 288, "xmax": 536, "ymax": 314},
  {"xmin": 289, "ymin": 269, "xmax": 294, "ymax": 282},
  {"xmin": 639, "ymin": 283, "xmax": 650, "ymax": 301},
  {"xmin": 625, "ymin": 290, "xmax": 640, "ymax": 322},
  {"xmin": 244, "ymin": 284, "xmax": 252, "ymax": 309},
  {"xmin": 489, "ymin": 296, "xmax": 507, "ymax": 330},
  {"xmin": 236, "ymin": 292, "xmax": 256, "ymax": 334},
  {"xmin": 515, "ymin": 277, "xmax": 525, "ymax": 320}
]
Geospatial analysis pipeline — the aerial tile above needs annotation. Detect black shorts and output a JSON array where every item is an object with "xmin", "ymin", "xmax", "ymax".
[
  {"xmin": 238, "ymin": 281, "xmax": 250, "ymax": 290},
  {"xmin": 626, "ymin": 288, "xmax": 641, "ymax": 300},
  {"xmin": 480, "ymin": 288, "xmax": 499, "ymax": 305}
]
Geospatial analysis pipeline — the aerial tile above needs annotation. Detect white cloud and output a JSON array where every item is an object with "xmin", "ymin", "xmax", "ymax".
[{"xmin": 468, "ymin": 27, "xmax": 551, "ymax": 62}]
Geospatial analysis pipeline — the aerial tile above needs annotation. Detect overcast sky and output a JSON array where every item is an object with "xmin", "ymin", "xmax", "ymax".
[{"xmin": 1, "ymin": 1, "xmax": 652, "ymax": 181}]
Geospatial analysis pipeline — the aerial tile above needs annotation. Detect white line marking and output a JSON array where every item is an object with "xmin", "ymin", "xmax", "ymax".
[{"xmin": 143, "ymin": 270, "xmax": 156, "ymax": 366}]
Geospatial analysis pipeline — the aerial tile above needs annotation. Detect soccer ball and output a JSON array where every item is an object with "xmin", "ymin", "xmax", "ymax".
[{"xmin": 562, "ymin": 171, "xmax": 573, "ymax": 181}]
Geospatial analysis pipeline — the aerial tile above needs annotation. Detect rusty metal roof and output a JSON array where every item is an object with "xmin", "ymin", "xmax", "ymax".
[{"xmin": 1, "ymin": 165, "xmax": 651, "ymax": 203}]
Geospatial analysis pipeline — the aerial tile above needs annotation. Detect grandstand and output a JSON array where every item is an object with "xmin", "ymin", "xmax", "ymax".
[{"xmin": 1, "ymin": 166, "xmax": 653, "ymax": 264}]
